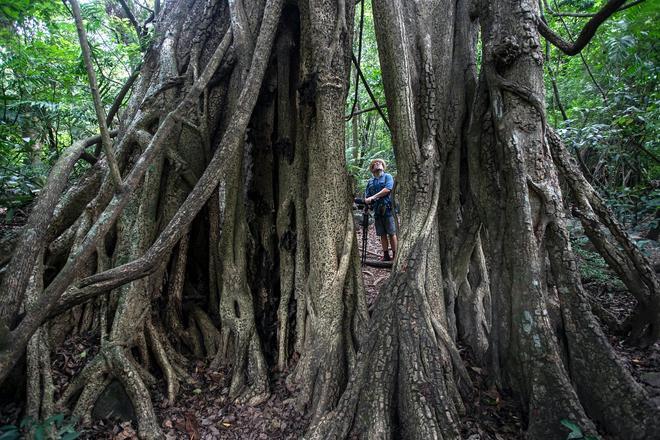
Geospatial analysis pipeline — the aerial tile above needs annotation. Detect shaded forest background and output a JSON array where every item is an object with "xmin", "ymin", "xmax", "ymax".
[{"xmin": 2, "ymin": 0, "xmax": 658, "ymax": 247}]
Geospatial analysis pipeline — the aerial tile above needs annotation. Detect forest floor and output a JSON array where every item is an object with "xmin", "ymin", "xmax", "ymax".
[{"xmin": 1, "ymin": 213, "xmax": 659, "ymax": 439}]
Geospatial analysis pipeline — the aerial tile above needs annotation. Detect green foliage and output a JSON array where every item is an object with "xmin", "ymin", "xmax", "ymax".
[
  {"xmin": 545, "ymin": 0, "xmax": 660, "ymax": 227},
  {"xmin": 344, "ymin": 0, "xmax": 395, "ymax": 193},
  {"xmin": 560, "ymin": 419, "xmax": 599, "ymax": 440},
  {"xmin": 0, "ymin": 0, "xmax": 145, "ymax": 212},
  {"xmin": 345, "ymin": 0, "xmax": 660, "ymax": 220},
  {"xmin": 0, "ymin": 414, "xmax": 79, "ymax": 440},
  {"xmin": 571, "ymin": 234, "xmax": 624, "ymax": 288}
]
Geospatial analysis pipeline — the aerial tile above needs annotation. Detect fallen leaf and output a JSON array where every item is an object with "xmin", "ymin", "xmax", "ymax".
[
  {"xmin": 184, "ymin": 412, "xmax": 200, "ymax": 440},
  {"xmin": 113, "ymin": 423, "xmax": 138, "ymax": 440}
]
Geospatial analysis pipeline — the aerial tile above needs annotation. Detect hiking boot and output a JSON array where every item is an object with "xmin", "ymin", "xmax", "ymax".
[{"xmin": 381, "ymin": 252, "xmax": 391, "ymax": 262}]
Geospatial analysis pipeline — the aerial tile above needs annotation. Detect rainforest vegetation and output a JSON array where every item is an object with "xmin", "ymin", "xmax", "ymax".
[{"xmin": 0, "ymin": 0, "xmax": 658, "ymax": 439}]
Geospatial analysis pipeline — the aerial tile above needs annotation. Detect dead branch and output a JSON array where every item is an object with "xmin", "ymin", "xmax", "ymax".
[
  {"xmin": 351, "ymin": 52, "xmax": 391, "ymax": 132},
  {"xmin": 542, "ymin": 0, "xmax": 645, "ymax": 18},
  {"xmin": 106, "ymin": 67, "xmax": 140, "ymax": 128},
  {"xmin": 345, "ymin": 104, "xmax": 387, "ymax": 120},
  {"xmin": 69, "ymin": 0, "xmax": 123, "ymax": 190},
  {"xmin": 117, "ymin": 0, "xmax": 142, "ymax": 37},
  {"xmin": 537, "ymin": 0, "xmax": 629, "ymax": 56},
  {"xmin": 347, "ymin": 0, "xmax": 365, "ymax": 119}
]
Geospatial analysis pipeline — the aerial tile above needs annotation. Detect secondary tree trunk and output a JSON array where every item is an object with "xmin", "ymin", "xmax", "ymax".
[
  {"xmin": 469, "ymin": 0, "xmax": 659, "ymax": 437},
  {"xmin": 285, "ymin": 0, "xmax": 368, "ymax": 424},
  {"xmin": 308, "ymin": 1, "xmax": 481, "ymax": 437}
]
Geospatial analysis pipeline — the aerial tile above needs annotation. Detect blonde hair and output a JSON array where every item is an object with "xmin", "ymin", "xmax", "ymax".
[{"xmin": 369, "ymin": 159, "xmax": 386, "ymax": 172}]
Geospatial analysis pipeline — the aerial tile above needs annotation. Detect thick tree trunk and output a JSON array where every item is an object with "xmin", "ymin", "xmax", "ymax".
[
  {"xmin": 470, "ymin": 0, "xmax": 660, "ymax": 437},
  {"xmin": 1, "ymin": 0, "xmax": 287, "ymax": 437},
  {"xmin": 308, "ymin": 1, "xmax": 479, "ymax": 437},
  {"xmin": 211, "ymin": 0, "xmax": 272, "ymax": 406},
  {"xmin": 285, "ymin": 0, "xmax": 368, "ymax": 423},
  {"xmin": 0, "ymin": 0, "xmax": 369, "ymax": 437}
]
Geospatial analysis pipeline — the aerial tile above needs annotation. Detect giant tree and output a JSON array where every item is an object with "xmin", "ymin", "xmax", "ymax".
[
  {"xmin": 0, "ymin": 0, "xmax": 658, "ymax": 439},
  {"xmin": 468, "ymin": 0, "xmax": 658, "ymax": 437},
  {"xmin": 1, "ymin": 0, "xmax": 365, "ymax": 437},
  {"xmin": 309, "ymin": 0, "xmax": 659, "ymax": 438}
]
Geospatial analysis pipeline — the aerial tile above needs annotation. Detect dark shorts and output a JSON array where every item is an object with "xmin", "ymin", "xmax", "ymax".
[{"xmin": 374, "ymin": 215, "xmax": 396, "ymax": 236}]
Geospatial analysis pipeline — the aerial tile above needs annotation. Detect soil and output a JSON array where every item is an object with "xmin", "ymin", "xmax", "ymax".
[
  {"xmin": 1, "ymin": 214, "xmax": 658, "ymax": 439},
  {"xmin": 79, "ymin": 365, "xmax": 310, "ymax": 440},
  {"xmin": 358, "ymin": 221, "xmax": 392, "ymax": 311}
]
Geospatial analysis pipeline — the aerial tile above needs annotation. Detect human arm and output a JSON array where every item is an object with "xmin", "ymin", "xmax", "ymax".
[{"xmin": 365, "ymin": 187, "xmax": 390, "ymax": 204}]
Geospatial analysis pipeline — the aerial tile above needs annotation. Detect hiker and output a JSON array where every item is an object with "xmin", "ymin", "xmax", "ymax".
[{"xmin": 365, "ymin": 158, "xmax": 398, "ymax": 261}]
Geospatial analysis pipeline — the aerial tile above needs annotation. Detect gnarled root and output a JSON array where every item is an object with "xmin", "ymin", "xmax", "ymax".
[
  {"xmin": 547, "ymin": 221, "xmax": 660, "ymax": 439},
  {"xmin": 26, "ymin": 327, "xmax": 55, "ymax": 423},
  {"xmin": 548, "ymin": 129, "xmax": 660, "ymax": 346},
  {"xmin": 218, "ymin": 269, "xmax": 270, "ymax": 406},
  {"xmin": 190, "ymin": 306, "xmax": 222, "ymax": 359},
  {"xmin": 307, "ymin": 242, "xmax": 468, "ymax": 439}
]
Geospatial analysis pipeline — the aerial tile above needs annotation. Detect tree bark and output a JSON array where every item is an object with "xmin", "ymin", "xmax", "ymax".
[
  {"xmin": 285, "ymin": 0, "xmax": 368, "ymax": 424},
  {"xmin": 548, "ymin": 129, "xmax": 660, "ymax": 345},
  {"xmin": 308, "ymin": 1, "xmax": 478, "ymax": 437},
  {"xmin": 470, "ymin": 0, "xmax": 659, "ymax": 437},
  {"xmin": 2, "ymin": 1, "xmax": 657, "ymax": 439}
]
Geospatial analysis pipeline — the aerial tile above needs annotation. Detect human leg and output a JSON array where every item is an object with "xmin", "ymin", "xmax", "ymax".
[
  {"xmin": 380, "ymin": 235, "xmax": 390, "ymax": 259},
  {"xmin": 375, "ymin": 217, "xmax": 390, "ymax": 260},
  {"xmin": 384, "ymin": 216, "xmax": 397, "ymax": 258},
  {"xmin": 389, "ymin": 234, "xmax": 397, "ymax": 258}
]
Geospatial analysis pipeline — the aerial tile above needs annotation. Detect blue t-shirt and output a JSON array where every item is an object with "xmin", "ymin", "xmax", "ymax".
[{"xmin": 365, "ymin": 173, "xmax": 394, "ymax": 217}]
